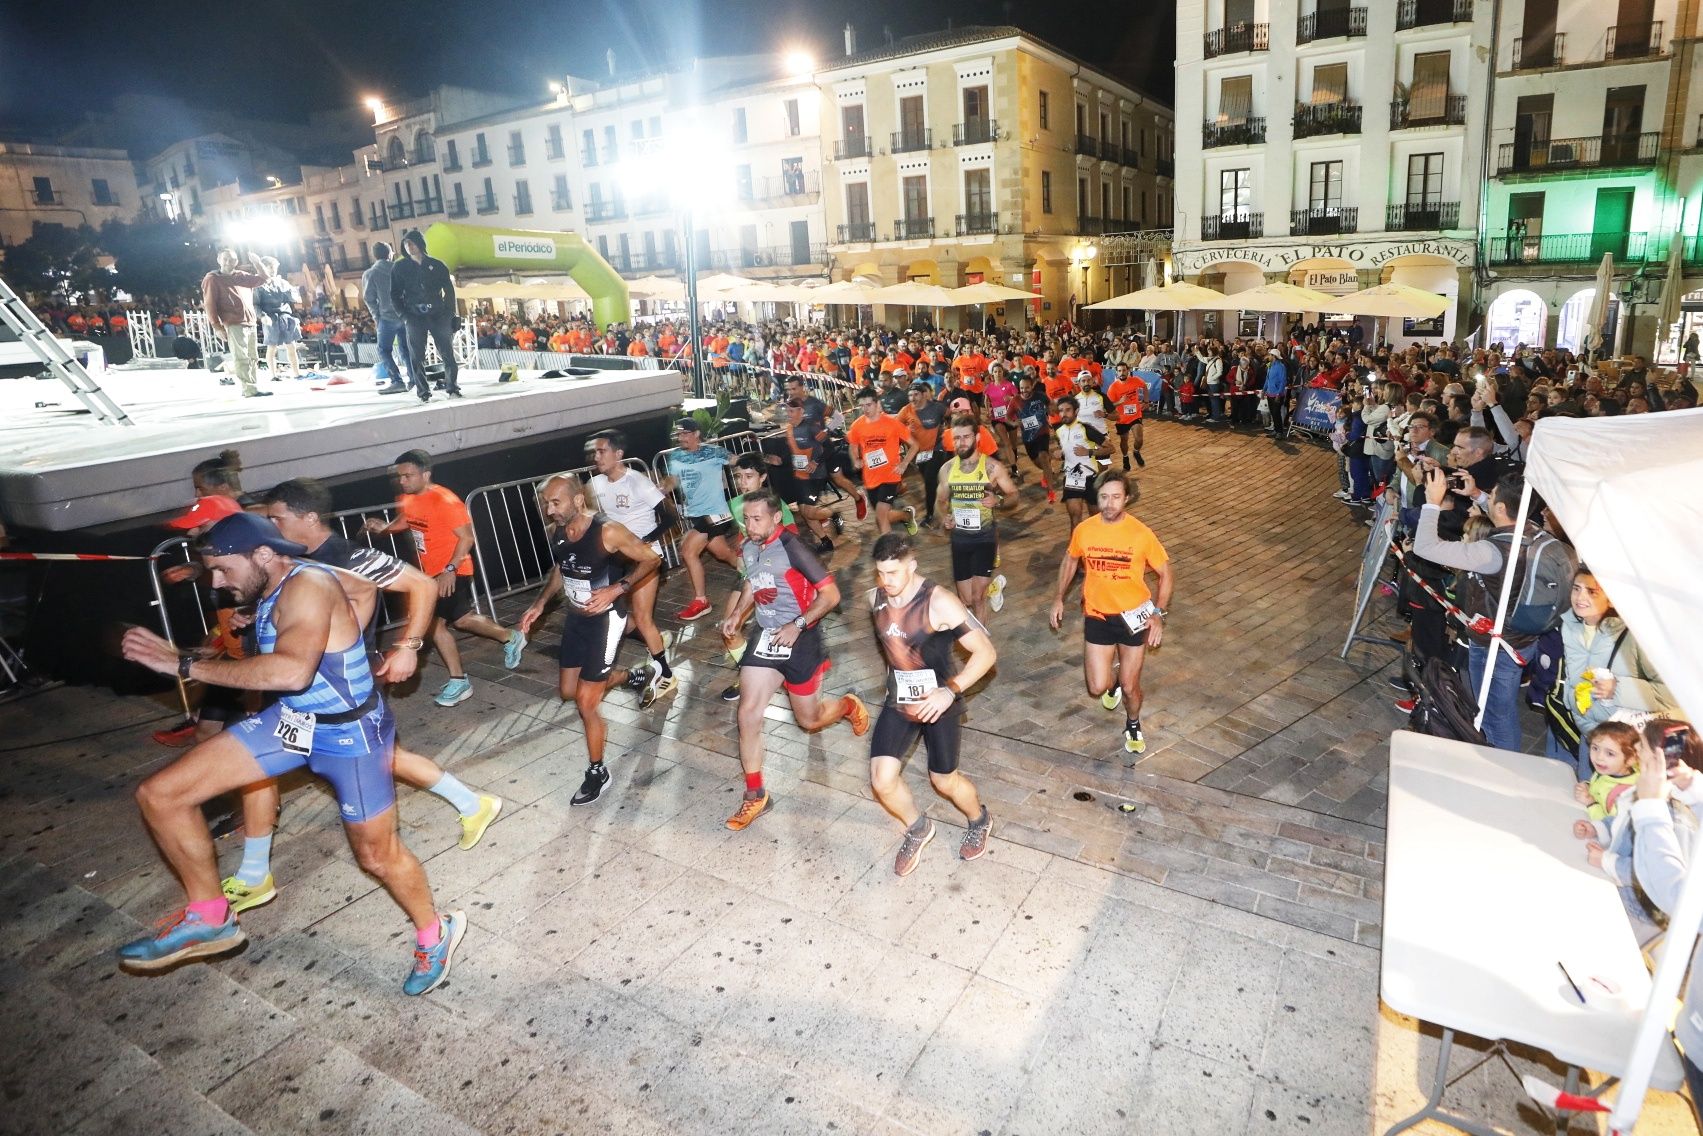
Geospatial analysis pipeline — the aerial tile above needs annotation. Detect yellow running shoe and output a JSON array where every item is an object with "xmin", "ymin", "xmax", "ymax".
[
  {"xmin": 221, "ymin": 873, "xmax": 276, "ymax": 914},
  {"xmin": 458, "ymin": 795, "xmax": 503, "ymax": 850}
]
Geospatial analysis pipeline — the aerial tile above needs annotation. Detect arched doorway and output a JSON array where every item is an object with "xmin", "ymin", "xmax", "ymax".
[
  {"xmin": 1556, "ymin": 289, "xmax": 1598, "ymax": 354},
  {"xmin": 1196, "ymin": 260, "xmax": 1271, "ymax": 339},
  {"xmin": 1486, "ymin": 289, "xmax": 1548, "ymax": 352},
  {"xmin": 900, "ymin": 258, "xmax": 940, "ymax": 284}
]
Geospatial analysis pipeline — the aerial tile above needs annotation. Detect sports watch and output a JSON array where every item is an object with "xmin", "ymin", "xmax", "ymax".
[{"xmin": 177, "ymin": 654, "xmax": 196, "ymax": 679}]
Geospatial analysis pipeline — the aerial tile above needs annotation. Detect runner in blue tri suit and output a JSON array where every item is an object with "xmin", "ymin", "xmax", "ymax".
[{"xmin": 118, "ymin": 512, "xmax": 465, "ymax": 995}]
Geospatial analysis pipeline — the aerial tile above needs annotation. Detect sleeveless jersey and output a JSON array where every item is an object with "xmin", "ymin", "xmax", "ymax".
[
  {"xmin": 550, "ymin": 516, "xmax": 624, "ymax": 613},
  {"xmin": 256, "ymin": 562, "xmax": 373, "ymax": 715},
  {"xmin": 944, "ymin": 454, "xmax": 996, "ymax": 542},
  {"xmin": 872, "ymin": 580, "xmax": 962, "ymax": 717}
]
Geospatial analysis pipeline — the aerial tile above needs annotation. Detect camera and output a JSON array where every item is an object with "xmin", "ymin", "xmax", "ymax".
[
  {"xmin": 1447, "ymin": 472, "xmax": 1467, "ymax": 493},
  {"xmin": 1664, "ymin": 725, "xmax": 1694, "ymax": 769}
]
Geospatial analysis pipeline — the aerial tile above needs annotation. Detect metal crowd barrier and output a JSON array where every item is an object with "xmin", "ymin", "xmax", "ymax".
[{"xmin": 650, "ymin": 429, "xmax": 780, "ymax": 522}]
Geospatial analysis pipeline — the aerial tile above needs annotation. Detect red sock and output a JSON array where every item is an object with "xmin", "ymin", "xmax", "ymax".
[
  {"xmin": 416, "ymin": 917, "xmax": 444, "ymax": 949},
  {"xmin": 745, "ymin": 771, "xmax": 764, "ymax": 793},
  {"xmin": 187, "ymin": 898, "xmax": 229, "ymax": 924}
]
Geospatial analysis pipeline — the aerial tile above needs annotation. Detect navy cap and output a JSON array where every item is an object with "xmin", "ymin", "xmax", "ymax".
[
  {"xmin": 200, "ymin": 512, "xmax": 307, "ymax": 557},
  {"xmin": 674, "ymin": 417, "xmax": 702, "ymax": 433}
]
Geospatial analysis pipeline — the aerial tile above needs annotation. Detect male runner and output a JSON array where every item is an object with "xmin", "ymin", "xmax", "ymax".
[
  {"xmin": 583, "ymin": 428, "xmax": 677, "ymax": 707},
  {"xmin": 1016, "ymin": 374, "xmax": 1055, "ymax": 501},
  {"xmin": 1105, "ymin": 363, "xmax": 1149, "ymax": 470},
  {"xmin": 1074, "ymin": 368, "xmax": 1112, "ymax": 438},
  {"xmin": 663, "ymin": 418, "xmax": 740, "ymax": 622},
  {"xmin": 937, "ymin": 416, "xmax": 1019, "ymax": 622},
  {"xmin": 1055, "ymin": 397, "xmax": 1113, "ymax": 528},
  {"xmin": 867, "ymin": 531, "xmax": 997, "ymax": 877},
  {"xmin": 118, "ymin": 513, "xmax": 464, "ymax": 994},
  {"xmin": 364, "ymin": 449, "xmax": 525, "ymax": 707},
  {"xmin": 717, "ymin": 454, "xmax": 804, "ymax": 703},
  {"xmin": 784, "ymin": 375, "xmax": 866, "ymax": 520},
  {"xmin": 846, "ymin": 388, "xmax": 915, "ymax": 535},
  {"xmin": 518, "ymin": 475, "xmax": 662, "ymax": 805},
  {"xmin": 897, "ymin": 382, "xmax": 946, "ymax": 528},
  {"xmin": 1049, "ymin": 473, "xmax": 1173, "ymax": 754},
  {"xmin": 718, "ymin": 492, "xmax": 869, "ymax": 831},
  {"xmin": 761, "ymin": 424, "xmax": 833, "ymax": 551},
  {"xmin": 209, "ymin": 480, "xmax": 504, "ymax": 913}
]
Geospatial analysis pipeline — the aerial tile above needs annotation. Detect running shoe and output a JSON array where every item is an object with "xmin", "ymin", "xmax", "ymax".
[
  {"xmin": 117, "ymin": 907, "xmax": 247, "ymax": 972},
  {"xmin": 830, "ymin": 513, "xmax": 845, "ymax": 536},
  {"xmin": 677, "ymin": 597, "xmax": 713, "ymax": 621},
  {"xmin": 842, "ymin": 693, "xmax": 871, "ymax": 736},
  {"xmin": 1124, "ymin": 722, "xmax": 1147, "ymax": 755},
  {"xmin": 640, "ymin": 671, "xmax": 678, "ymax": 709},
  {"xmin": 1394, "ymin": 696, "xmax": 1418, "ymax": 714},
  {"xmin": 434, "ymin": 677, "xmax": 472, "ymax": 707},
  {"xmin": 1123, "ymin": 456, "xmax": 1131, "ymax": 471},
  {"xmin": 1332, "ymin": 490, "xmax": 1352, "ymax": 501},
  {"xmin": 960, "ymin": 808, "xmax": 993, "ymax": 861},
  {"xmin": 1386, "ymin": 673, "xmax": 1415, "ymax": 692},
  {"xmin": 1046, "ymin": 490, "xmax": 1057, "ymax": 504},
  {"xmin": 854, "ymin": 495, "xmax": 868, "ymax": 521},
  {"xmin": 726, "ymin": 791, "xmax": 773, "ymax": 831},
  {"xmin": 402, "ymin": 911, "xmax": 466, "ymax": 996},
  {"xmin": 571, "ymin": 763, "xmax": 610, "ymax": 805},
  {"xmin": 220, "ymin": 874, "xmax": 276, "ymax": 914},
  {"xmin": 903, "ymin": 506, "xmax": 919, "ymax": 536},
  {"xmin": 458, "ymin": 795, "xmax": 503, "ymax": 850},
  {"xmin": 987, "ymin": 574, "xmax": 1007, "ymax": 614},
  {"xmin": 503, "ymin": 630, "xmax": 527, "ymax": 669},
  {"xmin": 623, "ymin": 664, "xmax": 654, "ymax": 691},
  {"xmin": 1100, "ymin": 686, "xmax": 1123, "ymax": 712},
  {"xmin": 720, "ymin": 683, "xmax": 741, "ymax": 702},
  {"xmin": 152, "ymin": 719, "xmax": 198, "ymax": 747},
  {"xmin": 1134, "ymin": 451, "xmax": 1145, "ymax": 468},
  {"xmin": 894, "ymin": 818, "xmax": 936, "ymax": 877}
]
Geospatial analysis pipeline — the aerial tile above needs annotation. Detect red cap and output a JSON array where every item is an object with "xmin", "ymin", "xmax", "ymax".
[{"xmin": 167, "ymin": 494, "xmax": 243, "ymax": 531}]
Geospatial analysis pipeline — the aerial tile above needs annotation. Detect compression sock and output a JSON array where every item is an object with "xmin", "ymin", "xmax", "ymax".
[
  {"xmin": 1127, "ymin": 717, "xmax": 1142, "ymax": 732},
  {"xmin": 416, "ymin": 917, "xmax": 444, "ymax": 949},
  {"xmin": 653, "ymin": 650, "xmax": 673, "ymax": 679},
  {"xmin": 745, "ymin": 771, "xmax": 764, "ymax": 794},
  {"xmin": 235, "ymin": 834, "xmax": 273, "ymax": 886},
  {"xmin": 187, "ymin": 897, "xmax": 230, "ymax": 925},
  {"xmin": 428, "ymin": 772, "xmax": 482, "ymax": 817}
]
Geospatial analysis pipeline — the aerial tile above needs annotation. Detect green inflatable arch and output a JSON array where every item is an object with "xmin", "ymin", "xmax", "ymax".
[{"xmin": 423, "ymin": 222, "xmax": 631, "ymax": 329}]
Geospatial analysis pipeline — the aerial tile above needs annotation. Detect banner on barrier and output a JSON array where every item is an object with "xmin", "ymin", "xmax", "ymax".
[
  {"xmin": 1135, "ymin": 369, "xmax": 1164, "ymax": 403},
  {"xmin": 1294, "ymin": 387, "xmax": 1341, "ymax": 435}
]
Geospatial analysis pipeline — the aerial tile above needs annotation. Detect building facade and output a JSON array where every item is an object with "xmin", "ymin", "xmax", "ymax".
[
  {"xmin": 1173, "ymin": 0, "xmax": 1490, "ymax": 346},
  {"xmin": 0, "ymin": 141, "xmax": 143, "ymax": 245}
]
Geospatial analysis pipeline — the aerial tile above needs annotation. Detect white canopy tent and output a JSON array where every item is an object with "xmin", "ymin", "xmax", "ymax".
[{"xmin": 1490, "ymin": 409, "xmax": 1703, "ymax": 1131}]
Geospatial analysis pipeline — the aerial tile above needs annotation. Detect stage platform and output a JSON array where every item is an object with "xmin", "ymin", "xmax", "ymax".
[{"xmin": 0, "ymin": 363, "xmax": 685, "ymax": 532}]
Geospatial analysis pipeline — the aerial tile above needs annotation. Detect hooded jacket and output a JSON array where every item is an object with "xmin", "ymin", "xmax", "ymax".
[{"xmin": 389, "ymin": 232, "xmax": 455, "ymax": 317}]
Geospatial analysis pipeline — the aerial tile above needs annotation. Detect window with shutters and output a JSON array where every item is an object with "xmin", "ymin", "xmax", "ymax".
[
  {"xmin": 1410, "ymin": 52, "xmax": 1451, "ymax": 120},
  {"xmin": 1309, "ymin": 161, "xmax": 1343, "ymax": 210},
  {"xmin": 1407, "ymin": 153, "xmax": 1444, "ymax": 206},
  {"xmin": 1219, "ymin": 76, "xmax": 1253, "ymax": 123},
  {"xmin": 1219, "ymin": 169, "xmax": 1251, "ymax": 218},
  {"xmin": 1311, "ymin": 63, "xmax": 1348, "ymax": 105}
]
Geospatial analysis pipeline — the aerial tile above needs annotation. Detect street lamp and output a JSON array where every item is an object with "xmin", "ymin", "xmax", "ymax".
[
  {"xmin": 783, "ymin": 50, "xmax": 815, "ymax": 78},
  {"xmin": 364, "ymin": 97, "xmax": 384, "ymax": 123}
]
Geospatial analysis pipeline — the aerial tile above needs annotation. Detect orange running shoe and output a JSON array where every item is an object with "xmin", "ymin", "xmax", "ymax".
[
  {"xmin": 842, "ymin": 693, "xmax": 870, "ymax": 736},
  {"xmin": 725, "ymin": 791, "xmax": 773, "ymax": 831}
]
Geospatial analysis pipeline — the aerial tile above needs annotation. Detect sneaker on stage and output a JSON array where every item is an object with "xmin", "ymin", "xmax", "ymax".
[
  {"xmin": 117, "ymin": 907, "xmax": 247, "ymax": 972},
  {"xmin": 571, "ymin": 763, "xmax": 610, "ymax": 805},
  {"xmin": 434, "ymin": 677, "xmax": 473, "ymax": 707},
  {"xmin": 503, "ymin": 630, "xmax": 527, "ymax": 669},
  {"xmin": 458, "ymin": 795, "xmax": 503, "ymax": 850},
  {"xmin": 220, "ymin": 874, "xmax": 276, "ymax": 915},
  {"xmin": 402, "ymin": 911, "xmax": 466, "ymax": 996}
]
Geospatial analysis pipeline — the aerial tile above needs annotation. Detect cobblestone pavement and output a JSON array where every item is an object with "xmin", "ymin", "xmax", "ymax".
[{"xmin": 2, "ymin": 418, "xmax": 1692, "ymax": 1134}]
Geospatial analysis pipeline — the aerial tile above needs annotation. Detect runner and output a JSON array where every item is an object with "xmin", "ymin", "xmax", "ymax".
[
  {"xmin": 937, "ymin": 415, "xmax": 1019, "ymax": 622},
  {"xmin": 518, "ymin": 475, "xmax": 662, "ymax": 806},
  {"xmin": 983, "ymin": 363, "xmax": 1022, "ymax": 473},
  {"xmin": 846, "ymin": 388, "xmax": 915, "ymax": 535},
  {"xmin": 118, "ymin": 513, "xmax": 465, "ymax": 994},
  {"xmin": 866, "ymin": 531, "xmax": 997, "ymax": 877},
  {"xmin": 772, "ymin": 403, "xmax": 836, "ymax": 550},
  {"xmin": 1104, "ymin": 363, "xmax": 1149, "ymax": 470},
  {"xmin": 363, "ymin": 449, "xmax": 525, "ymax": 707},
  {"xmin": 718, "ymin": 491, "xmax": 870, "ymax": 831},
  {"xmin": 1049, "ymin": 473, "xmax": 1173, "ymax": 754},
  {"xmin": 897, "ymin": 382, "xmax": 947, "ymax": 529},
  {"xmin": 1074, "ymin": 368, "xmax": 1112, "ymax": 438},
  {"xmin": 1055, "ymin": 396, "xmax": 1113, "ymax": 528},
  {"xmin": 717, "ymin": 454, "xmax": 804, "ymax": 703},
  {"xmin": 1016, "ymin": 373, "xmax": 1056, "ymax": 502},
  {"xmin": 583, "ymin": 428, "xmax": 677, "ymax": 707},
  {"xmin": 784, "ymin": 375, "xmax": 867, "ymax": 521},
  {"xmin": 662, "ymin": 418, "xmax": 740, "ymax": 622}
]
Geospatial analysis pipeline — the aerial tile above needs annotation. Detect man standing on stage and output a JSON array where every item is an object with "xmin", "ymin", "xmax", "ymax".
[
  {"xmin": 362, "ymin": 241, "xmax": 409, "ymax": 394},
  {"xmin": 390, "ymin": 229, "xmax": 460, "ymax": 401},
  {"xmin": 201, "ymin": 248, "xmax": 268, "ymax": 399}
]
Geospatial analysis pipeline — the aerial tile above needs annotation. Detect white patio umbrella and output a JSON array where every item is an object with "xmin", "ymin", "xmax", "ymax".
[
  {"xmin": 1586, "ymin": 253, "xmax": 1616, "ymax": 359},
  {"xmin": 1195, "ymin": 280, "xmax": 1338, "ymax": 312},
  {"xmin": 864, "ymin": 281, "xmax": 960, "ymax": 306},
  {"xmin": 1085, "ymin": 280, "xmax": 1229, "ymax": 311},
  {"xmin": 948, "ymin": 282, "xmax": 1042, "ymax": 305},
  {"xmin": 1329, "ymin": 283, "xmax": 1450, "ymax": 319},
  {"xmin": 624, "ymin": 275, "xmax": 685, "ymax": 300},
  {"xmin": 1655, "ymin": 236, "xmax": 1686, "ymax": 351}
]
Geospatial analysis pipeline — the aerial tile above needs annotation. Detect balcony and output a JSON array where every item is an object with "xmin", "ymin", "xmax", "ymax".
[
  {"xmin": 1074, "ymin": 133, "xmax": 1099, "ymax": 158},
  {"xmin": 1488, "ymin": 231, "xmax": 1651, "ymax": 266},
  {"xmin": 1291, "ymin": 206, "xmax": 1359, "ymax": 236},
  {"xmin": 551, "ymin": 190, "xmax": 572, "ymax": 212},
  {"xmin": 514, "ymin": 194, "xmax": 533, "ymax": 216},
  {"xmin": 956, "ymin": 212, "xmax": 1002, "ymax": 236},
  {"xmin": 1293, "ymin": 102, "xmax": 1363, "ymax": 138},
  {"xmin": 757, "ymin": 172, "xmax": 821, "ymax": 199},
  {"xmin": 1202, "ymin": 213, "xmax": 1263, "ymax": 241},
  {"xmin": 837, "ymin": 222, "xmax": 876, "ymax": 242},
  {"xmin": 471, "ymin": 150, "xmax": 492, "ymax": 169},
  {"xmin": 891, "ymin": 128, "xmax": 932, "ymax": 154},
  {"xmin": 415, "ymin": 198, "xmax": 443, "ymax": 217},
  {"xmin": 893, "ymin": 216, "xmax": 934, "ymax": 240},
  {"xmin": 447, "ymin": 200, "xmax": 468, "ymax": 219},
  {"xmin": 388, "ymin": 201, "xmax": 416, "ymax": 220},
  {"xmin": 1606, "ymin": 21, "xmax": 1664, "ymax": 60},
  {"xmin": 953, "ymin": 119, "xmax": 999, "ymax": 146},
  {"xmin": 1077, "ymin": 216, "xmax": 1108, "ymax": 236},
  {"xmin": 545, "ymin": 139, "xmax": 565, "ymax": 160},
  {"xmin": 582, "ymin": 147, "xmax": 599, "ymax": 167},
  {"xmin": 442, "ymin": 155, "xmax": 462, "ymax": 172},
  {"xmin": 1390, "ymin": 95, "xmax": 1467, "ymax": 129},
  {"xmin": 1386, "ymin": 201, "xmax": 1460, "ymax": 230},
  {"xmin": 1496, "ymin": 132, "xmax": 1661, "ymax": 174},
  {"xmin": 585, "ymin": 201, "xmax": 627, "ymax": 222},
  {"xmin": 474, "ymin": 193, "xmax": 498, "ymax": 215},
  {"xmin": 1397, "ymin": 0, "xmax": 1472, "ymax": 30},
  {"xmin": 1121, "ymin": 146, "xmax": 1141, "ymax": 168},
  {"xmin": 1157, "ymin": 156, "xmax": 1175, "ymax": 178},
  {"xmin": 507, "ymin": 146, "xmax": 526, "ymax": 167},
  {"xmin": 1096, "ymin": 139, "xmax": 1119, "ymax": 162},
  {"xmin": 1297, "ymin": 6, "xmax": 1366, "ymax": 43},
  {"xmin": 1204, "ymin": 22, "xmax": 1269, "ymax": 58},
  {"xmin": 1512, "ymin": 32, "xmax": 1565, "ymax": 70},
  {"xmin": 834, "ymin": 136, "xmax": 871, "ymax": 160},
  {"xmin": 1202, "ymin": 118, "xmax": 1266, "ymax": 148},
  {"xmin": 632, "ymin": 251, "xmax": 680, "ymax": 272}
]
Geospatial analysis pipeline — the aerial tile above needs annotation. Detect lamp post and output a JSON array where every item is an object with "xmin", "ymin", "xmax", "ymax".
[
  {"xmin": 1616, "ymin": 266, "xmax": 1657, "ymax": 358},
  {"xmin": 681, "ymin": 203, "xmax": 705, "ymax": 399}
]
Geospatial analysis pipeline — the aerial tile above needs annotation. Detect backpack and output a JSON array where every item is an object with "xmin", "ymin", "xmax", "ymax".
[
  {"xmin": 1408, "ymin": 657, "xmax": 1489, "ymax": 745},
  {"xmin": 1487, "ymin": 528, "xmax": 1578, "ymax": 636}
]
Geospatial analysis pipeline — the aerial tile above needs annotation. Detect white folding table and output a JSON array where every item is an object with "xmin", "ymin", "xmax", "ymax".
[{"xmin": 1382, "ymin": 730, "xmax": 1683, "ymax": 1134}]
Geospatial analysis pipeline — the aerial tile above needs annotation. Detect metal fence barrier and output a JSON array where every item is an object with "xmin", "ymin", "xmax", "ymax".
[{"xmin": 650, "ymin": 429, "xmax": 780, "ymax": 522}]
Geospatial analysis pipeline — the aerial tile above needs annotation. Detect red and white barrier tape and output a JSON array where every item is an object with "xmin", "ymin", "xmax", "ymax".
[
  {"xmin": 1382, "ymin": 518, "xmax": 1527, "ymax": 665},
  {"xmin": 0, "ymin": 552, "xmax": 148, "ymax": 562}
]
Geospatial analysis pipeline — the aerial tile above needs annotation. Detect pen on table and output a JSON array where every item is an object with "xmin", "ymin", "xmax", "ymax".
[{"xmin": 1557, "ymin": 961, "xmax": 1586, "ymax": 1004}]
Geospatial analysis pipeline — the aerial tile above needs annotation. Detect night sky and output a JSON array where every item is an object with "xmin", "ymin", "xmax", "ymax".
[{"xmin": 0, "ymin": 0, "xmax": 1175, "ymax": 131}]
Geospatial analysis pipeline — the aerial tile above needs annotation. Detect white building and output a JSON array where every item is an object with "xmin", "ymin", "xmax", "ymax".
[
  {"xmin": 1172, "ymin": 0, "xmax": 1489, "ymax": 346},
  {"xmin": 0, "ymin": 141, "xmax": 143, "ymax": 246}
]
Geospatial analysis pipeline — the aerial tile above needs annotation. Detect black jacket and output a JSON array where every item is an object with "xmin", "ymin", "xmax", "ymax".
[{"xmin": 391, "ymin": 254, "xmax": 455, "ymax": 316}]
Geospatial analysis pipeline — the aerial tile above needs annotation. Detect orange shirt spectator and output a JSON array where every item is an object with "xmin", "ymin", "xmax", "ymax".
[
  {"xmin": 627, "ymin": 339, "xmax": 649, "ymax": 357},
  {"xmin": 515, "ymin": 327, "xmax": 536, "ymax": 351}
]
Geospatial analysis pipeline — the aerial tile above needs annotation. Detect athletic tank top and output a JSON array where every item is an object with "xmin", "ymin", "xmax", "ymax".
[
  {"xmin": 944, "ymin": 454, "xmax": 995, "ymax": 541},
  {"xmin": 550, "ymin": 516, "xmax": 625, "ymax": 613},
  {"xmin": 872, "ymin": 580, "xmax": 962, "ymax": 716},
  {"xmin": 256, "ymin": 562, "xmax": 373, "ymax": 715}
]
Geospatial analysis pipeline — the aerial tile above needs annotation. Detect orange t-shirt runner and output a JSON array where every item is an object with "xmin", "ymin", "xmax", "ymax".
[
  {"xmin": 398, "ymin": 483, "xmax": 475, "ymax": 577},
  {"xmin": 847, "ymin": 413, "xmax": 907, "ymax": 488},
  {"xmin": 1066, "ymin": 514, "xmax": 1169, "ymax": 619},
  {"xmin": 1106, "ymin": 375, "xmax": 1146, "ymax": 424}
]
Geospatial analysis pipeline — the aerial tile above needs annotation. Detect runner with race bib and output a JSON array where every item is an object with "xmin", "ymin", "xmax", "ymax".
[{"xmin": 1054, "ymin": 396, "xmax": 1112, "ymax": 529}]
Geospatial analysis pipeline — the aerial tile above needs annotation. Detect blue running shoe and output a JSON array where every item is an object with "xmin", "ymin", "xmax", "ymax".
[
  {"xmin": 403, "ymin": 910, "xmax": 466, "ymax": 996},
  {"xmin": 434, "ymin": 677, "xmax": 472, "ymax": 707},
  {"xmin": 502, "ymin": 630, "xmax": 527, "ymax": 669},
  {"xmin": 117, "ymin": 907, "xmax": 247, "ymax": 972}
]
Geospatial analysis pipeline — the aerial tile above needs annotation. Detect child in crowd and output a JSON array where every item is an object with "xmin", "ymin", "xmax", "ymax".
[
  {"xmin": 1573, "ymin": 721, "xmax": 1643, "ymax": 843},
  {"xmin": 1179, "ymin": 375, "xmax": 1197, "ymax": 419}
]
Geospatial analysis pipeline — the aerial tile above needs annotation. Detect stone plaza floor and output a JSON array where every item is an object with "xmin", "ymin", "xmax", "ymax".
[{"xmin": 1, "ymin": 418, "xmax": 1694, "ymax": 1134}]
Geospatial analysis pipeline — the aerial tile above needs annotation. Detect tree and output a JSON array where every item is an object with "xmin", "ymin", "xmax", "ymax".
[
  {"xmin": 0, "ymin": 222, "xmax": 107, "ymax": 300},
  {"xmin": 101, "ymin": 219, "xmax": 220, "ymax": 302}
]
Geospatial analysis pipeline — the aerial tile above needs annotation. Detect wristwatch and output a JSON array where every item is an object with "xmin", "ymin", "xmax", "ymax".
[
  {"xmin": 1153, "ymin": 608, "xmax": 1169, "ymax": 619},
  {"xmin": 177, "ymin": 653, "xmax": 196, "ymax": 679},
  {"xmin": 395, "ymin": 637, "xmax": 425, "ymax": 651},
  {"xmin": 792, "ymin": 615, "xmax": 809, "ymax": 630}
]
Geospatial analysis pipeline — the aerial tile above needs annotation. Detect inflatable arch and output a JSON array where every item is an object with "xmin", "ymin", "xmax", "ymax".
[{"xmin": 422, "ymin": 222, "xmax": 631, "ymax": 329}]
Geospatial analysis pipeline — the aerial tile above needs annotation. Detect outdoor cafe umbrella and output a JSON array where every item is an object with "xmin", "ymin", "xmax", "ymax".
[
  {"xmin": 1084, "ymin": 280, "xmax": 1228, "ymax": 311},
  {"xmin": 624, "ymin": 275, "xmax": 685, "ymax": 300},
  {"xmin": 1586, "ymin": 253, "xmax": 1615, "ymax": 359},
  {"xmin": 1329, "ymin": 282, "xmax": 1450, "ymax": 319},
  {"xmin": 1199, "ymin": 280, "xmax": 1339, "ymax": 312},
  {"xmin": 948, "ymin": 282, "xmax": 1042, "ymax": 305},
  {"xmin": 1655, "ymin": 236, "xmax": 1686, "ymax": 351}
]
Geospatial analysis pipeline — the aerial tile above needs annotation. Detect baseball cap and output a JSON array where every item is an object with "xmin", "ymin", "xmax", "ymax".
[
  {"xmin": 674, "ymin": 417, "xmax": 701, "ymax": 433},
  {"xmin": 198, "ymin": 512, "xmax": 308, "ymax": 557},
  {"xmin": 949, "ymin": 397, "xmax": 974, "ymax": 413},
  {"xmin": 167, "ymin": 494, "xmax": 243, "ymax": 531}
]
